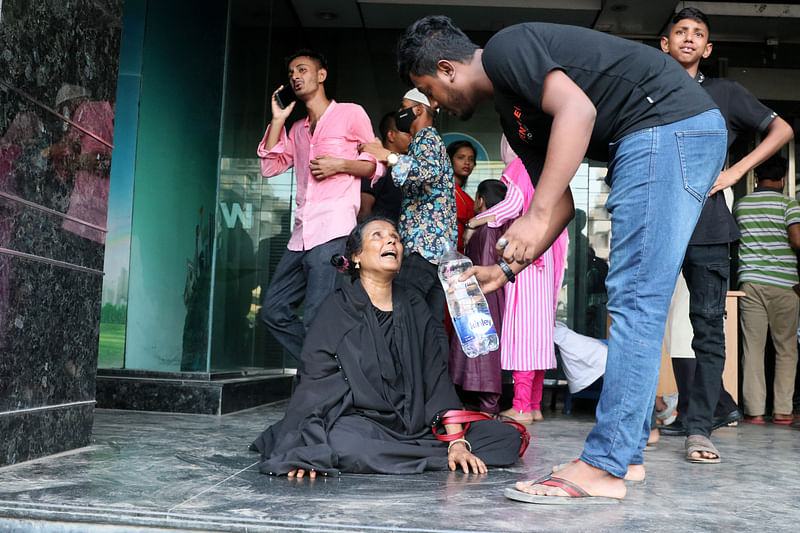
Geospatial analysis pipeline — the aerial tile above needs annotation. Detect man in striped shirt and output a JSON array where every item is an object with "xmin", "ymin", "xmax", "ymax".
[{"xmin": 734, "ymin": 154, "xmax": 800, "ymax": 425}]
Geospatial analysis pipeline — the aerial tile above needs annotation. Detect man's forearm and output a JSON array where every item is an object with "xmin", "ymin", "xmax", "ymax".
[
  {"xmin": 263, "ymin": 119, "xmax": 286, "ymax": 151},
  {"xmin": 729, "ymin": 117, "xmax": 794, "ymax": 181},
  {"xmin": 509, "ymin": 189, "xmax": 574, "ymax": 275},
  {"xmin": 340, "ymin": 159, "xmax": 377, "ymax": 178}
]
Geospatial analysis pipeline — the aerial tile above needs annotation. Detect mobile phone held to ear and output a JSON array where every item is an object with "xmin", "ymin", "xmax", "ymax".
[{"xmin": 275, "ymin": 85, "xmax": 297, "ymax": 110}]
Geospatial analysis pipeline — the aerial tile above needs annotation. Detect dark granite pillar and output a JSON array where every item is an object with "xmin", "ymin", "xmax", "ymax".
[{"xmin": 0, "ymin": 0, "xmax": 122, "ymax": 466}]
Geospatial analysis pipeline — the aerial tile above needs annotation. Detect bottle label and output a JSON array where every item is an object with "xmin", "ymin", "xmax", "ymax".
[{"xmin": 453, "ymin": 309, "xmax": 496, "ymax": 345}]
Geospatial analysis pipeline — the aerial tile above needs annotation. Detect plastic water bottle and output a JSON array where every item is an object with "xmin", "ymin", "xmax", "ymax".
[{"xmin": 438, "ymin": 243, "xmax": 500, "ymax": 358}]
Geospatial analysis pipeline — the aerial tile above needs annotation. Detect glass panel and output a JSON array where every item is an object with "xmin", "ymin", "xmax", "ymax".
[
  {"xmin": 209, "ymin": 0, "xmax": 300, "ymax": 373},
  {"xmin": 121, "ymin": 1, "xmax": 227, "ymax": 373},
  {"xmin": 98, "ymin": 0, "xmax": 146, "ymax": 369},
  {"xmin": 555, "ymin": 162, "xmax": 610, "ymax": 339},
  {"xmin": 211, "ymin": 161, "xmax": 295, "ymax": 372}
]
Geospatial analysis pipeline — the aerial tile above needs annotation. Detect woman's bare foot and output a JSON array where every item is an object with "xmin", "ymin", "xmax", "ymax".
[
  {"xmin": 531, "ymin": 410, "xmax": 544, "ymax": 422},
  {"xmin": 553, "ymin": 460, "xmax": 645, "ymax": 483},
  {"xmin": 517, "ymin": 460, "xmax": 626, "ymax": 499},
  {"xmin": 648, "ymin": 428, "xmax": 659, "ymax": 446}
]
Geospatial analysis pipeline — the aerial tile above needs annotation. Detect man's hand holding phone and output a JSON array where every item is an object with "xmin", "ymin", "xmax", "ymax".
[
  {"xmin": 271, "ymin": 85, "xmax": 296, "ymax": 121},
  {"xmin": 263, "ymin": 85, "xmax": 297, "ymax": 151}
]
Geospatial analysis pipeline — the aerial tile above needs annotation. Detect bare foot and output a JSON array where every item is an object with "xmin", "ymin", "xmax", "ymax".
[
  {"xmin": 517, "ymin": 460, "xmax": 626, "ymax": 499},
  {"xmin": 624, "ymin": 464, "xmax": 645, "ymax": 482},
  {"xmin": 648, "ymin": 428, "xmax": 659, "ymax": 446},
  {"xmin": 685, "ymin": 434, "xmax": 721, "ymax": 463},
  {"xmin": 688, "ymin": 450, "xmax": 718, "ymax": 460},
  {"xmin": 531, "ymin": 410, "xmax": 544, "ymax": 422},
  {"xmin": 553, "ymin": 460, "xmax": 644, "ymax": 483}
]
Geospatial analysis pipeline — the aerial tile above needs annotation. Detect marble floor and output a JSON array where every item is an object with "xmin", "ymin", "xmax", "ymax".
[{"xmin": 1, "ymin": 400, "xmax": 799, "ymax": 532}]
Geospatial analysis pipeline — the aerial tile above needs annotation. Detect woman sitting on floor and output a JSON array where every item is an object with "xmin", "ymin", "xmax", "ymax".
[{"xmin": 251, "ymin": 217, "xmax": 522, "ymax": 477}]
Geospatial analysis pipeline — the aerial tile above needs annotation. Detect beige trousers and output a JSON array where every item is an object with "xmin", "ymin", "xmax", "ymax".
[{"xmin": 739, "ymin": 282, "xmax": 800, "ymax": 416}]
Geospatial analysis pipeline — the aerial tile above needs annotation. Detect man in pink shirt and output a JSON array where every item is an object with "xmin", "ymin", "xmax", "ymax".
[{"xmin": 257, "ymin": 49, "xmax": 380, "ymax": 358}]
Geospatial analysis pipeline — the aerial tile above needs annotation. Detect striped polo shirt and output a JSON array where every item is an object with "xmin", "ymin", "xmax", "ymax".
[{"xmin": 733, "ymin": 186, "xmax": 800, "ymax": 289}]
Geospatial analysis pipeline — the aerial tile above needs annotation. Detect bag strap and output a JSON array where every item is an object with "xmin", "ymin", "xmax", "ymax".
[
  {"xmin": 501, "ymin": 418, "xmax": 531, "ymax": 457},
  {"xmin": 431, "ymin": 409, "xmax": 530, "ymax": 457},
  {"xmin": 431, "ymin": 410, "xmax": 491, "ymax": 441}
]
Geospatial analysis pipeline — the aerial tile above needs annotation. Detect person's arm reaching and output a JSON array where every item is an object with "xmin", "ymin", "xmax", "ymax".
[
  {"xmin": 708, "ymin": 116, "xmax": 794, "ymax": 196},
  {"xmin": 383, "ymin": 130, "xmax": 444, "ymax": 188},
  {"xmin": 472, "ymin": 181, "xmax": 524, "ymax": 227},
  {"xmin": 309, "ymin": 156, "xmax": 376, "ymax": 180},
  {"xmin": 310, "ymin": 105, "xmax": 380, "ymax": 180},
  {"xmin": 465, "ymin": 70, "xmax": 591, "ymax": 294}
]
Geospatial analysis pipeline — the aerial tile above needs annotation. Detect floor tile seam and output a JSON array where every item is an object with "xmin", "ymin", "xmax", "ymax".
[
  {"xmin": 0, "ymin": 501, "xmax": 504, "ymax": 533},
  {"xmin": 167, "ymin": 461, "xmax": 261, "ymax": 513}
]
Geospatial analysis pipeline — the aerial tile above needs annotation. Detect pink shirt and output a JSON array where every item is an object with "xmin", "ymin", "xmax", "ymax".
[
  {"xmin": 476, "ymin": 158, "xmax": 569, "ymax": 371},
  {"xmin": 257, "ymin": 100, "xmax": 381, "ymax": 250}
]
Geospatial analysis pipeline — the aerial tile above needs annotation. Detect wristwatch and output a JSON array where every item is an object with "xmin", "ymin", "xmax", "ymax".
[
  {"xmin": 497, "ymin": 260, "xmax": 516, "ymax": 283},
  {"xmin": 386, "ymin": 152, "xmax": 400, "ymax": 167}
]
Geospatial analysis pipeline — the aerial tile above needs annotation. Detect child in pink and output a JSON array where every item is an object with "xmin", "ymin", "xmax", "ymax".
[{"xmin": 471, "ymin": 137, "xmax": 568, "ymax": 424}]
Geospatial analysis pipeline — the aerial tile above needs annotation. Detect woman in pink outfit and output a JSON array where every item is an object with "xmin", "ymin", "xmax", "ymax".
[{"xmin": 470, "ymin": 136, "xmax": 568, "ymax": 424}]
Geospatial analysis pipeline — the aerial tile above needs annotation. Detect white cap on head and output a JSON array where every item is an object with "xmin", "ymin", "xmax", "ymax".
[
  {"xmin": 403, "ymin": 88, "xmax": 430, "ymax": 107},
  {"xmin": 55, "ymin": 84, "xmax": 91, "ymax": 107}
]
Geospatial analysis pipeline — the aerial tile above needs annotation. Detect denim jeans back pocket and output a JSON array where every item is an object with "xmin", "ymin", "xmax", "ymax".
[{"xmin": 675, "ymin": 130, "xmax": 727, "ymax": 202}]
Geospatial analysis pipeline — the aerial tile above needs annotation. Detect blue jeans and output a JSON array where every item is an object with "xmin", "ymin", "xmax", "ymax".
[
  {"xmin": 580, "ymin": 110, "xmax": 727, "ymax": 478},
  {"xmin": 259, "ymin": 237, "xmax": 346, "ymax": 359}
]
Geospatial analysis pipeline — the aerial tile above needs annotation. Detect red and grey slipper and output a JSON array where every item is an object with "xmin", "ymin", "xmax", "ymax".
[{"xmin": 504, "ymin": 475, "xmax": 621, "ymax": 505}]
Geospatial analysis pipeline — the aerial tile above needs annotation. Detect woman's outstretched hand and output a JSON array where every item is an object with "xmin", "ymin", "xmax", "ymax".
[
  {"xmin": 448, "ymin": 444, "xmax": 488, "ymax": 474},
  {"xmin": 287, "ymin": 468, "xmax": 326, "ymax": 479}
]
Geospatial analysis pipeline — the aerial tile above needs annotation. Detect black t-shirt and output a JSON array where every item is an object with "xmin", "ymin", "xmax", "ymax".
[
  {"xmin": 361, "ymin": 171, "xmax": 403, "ymax": 222},
  {"xmin": 483, "ymin": 23, "xmax": 717, "ymax": 170},
  {"xmin": 688, "ymin": 73, "xmax": 777, "ymax": 245}
]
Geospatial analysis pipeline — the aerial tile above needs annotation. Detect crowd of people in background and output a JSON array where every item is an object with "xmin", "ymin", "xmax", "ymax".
[{"xmin": 250, "ymin": 5, "xmax": 797, "ymax": 505}]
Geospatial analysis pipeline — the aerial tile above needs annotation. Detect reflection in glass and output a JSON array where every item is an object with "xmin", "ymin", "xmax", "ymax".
[
  {"xmin": 210, "ymin": 159, "xmax": 294, "ymax": 372},
  {"xmin": 563, "ymin": 163, "xmax": 610, "ymax": 338}
]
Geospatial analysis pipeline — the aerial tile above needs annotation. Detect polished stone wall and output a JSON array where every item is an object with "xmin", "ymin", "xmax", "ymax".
[{"xmin": 0, "ymin": 0, "xmax": 122, "ymax": 466}]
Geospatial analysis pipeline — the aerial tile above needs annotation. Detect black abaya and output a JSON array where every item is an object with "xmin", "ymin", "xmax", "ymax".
[{"xmin": 251, "ymin": 279, "xmax": 521, "ymax": 475}]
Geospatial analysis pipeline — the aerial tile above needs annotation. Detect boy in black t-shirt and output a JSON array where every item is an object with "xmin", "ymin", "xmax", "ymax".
[
  {"xmin": 397, "ymin": 16, "xmax": 728, "ymax": 503},
  {"xmin": 658, "ymin": 8, "xmax": 794, "ymax": 457}
]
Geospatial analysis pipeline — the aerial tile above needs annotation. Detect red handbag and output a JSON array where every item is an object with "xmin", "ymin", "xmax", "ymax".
[{"xmin": 431, "ymin": 409, "xmax": 530, "ymax": 457}]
